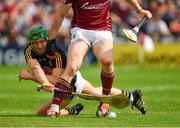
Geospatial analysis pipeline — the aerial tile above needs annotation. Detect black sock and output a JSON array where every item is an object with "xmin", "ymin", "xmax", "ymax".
[{"xmin": 65, "ymin": 107, "xmax": 75, "ymax": 115}]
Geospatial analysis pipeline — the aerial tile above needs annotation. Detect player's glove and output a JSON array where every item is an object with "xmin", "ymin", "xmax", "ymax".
[{"xmin": 46, "ymin": 39, "xmax": 57, "ymax": 55}]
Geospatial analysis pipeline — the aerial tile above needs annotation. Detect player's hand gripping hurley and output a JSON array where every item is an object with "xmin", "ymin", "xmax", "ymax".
[{"xmin": 123, "ymin": 16, "xmax": 148, "ymax": 43}]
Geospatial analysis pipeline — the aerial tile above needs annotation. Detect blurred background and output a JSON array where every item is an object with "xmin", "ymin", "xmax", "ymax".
[
  {"xmin": 0, "ymin": 0, "xmax": 180, "ymax": 66},
  {"xmin": 0, "ymin": 1, "xmax": 180, "ymax": 126}
]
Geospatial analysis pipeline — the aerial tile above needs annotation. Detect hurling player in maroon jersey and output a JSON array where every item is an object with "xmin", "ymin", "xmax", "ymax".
[{"xmin": 45, "ymin": 0, "xmax": 152, "ymax": 117}]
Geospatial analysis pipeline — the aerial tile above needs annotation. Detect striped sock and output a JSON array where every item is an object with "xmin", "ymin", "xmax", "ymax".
[
  {"xmin": 122, "ymin": 90, "xmax": 134, "ymax": 103},
  {"xmin": 65, "ymin": 107, "xmax": 75, "ymax": 115}
]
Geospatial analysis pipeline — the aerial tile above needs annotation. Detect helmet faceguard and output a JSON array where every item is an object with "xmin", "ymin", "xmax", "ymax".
[{"xmin": 28, "ymin": 25, "xmax": 48, "ymax": 43}]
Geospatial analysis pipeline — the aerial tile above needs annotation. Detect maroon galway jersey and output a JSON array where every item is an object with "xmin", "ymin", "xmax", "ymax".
[{"xmin": 60, "ymin": 0, "xmax": 112, "ymax": 30}]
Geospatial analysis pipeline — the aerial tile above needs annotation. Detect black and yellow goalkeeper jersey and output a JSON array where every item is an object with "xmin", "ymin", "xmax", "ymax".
[
  {"xmin": 24, "ymin": 40, "xmax": 67, "ymax": 70},
  {"xmin": 24, "ymin": 39, "xmax": 77, "ymax": 92}
]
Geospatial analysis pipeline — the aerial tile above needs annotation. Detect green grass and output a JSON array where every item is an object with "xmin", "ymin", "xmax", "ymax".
[{"xmin": 0, "ymin": 65, "xmax": 180, "ymax": 127}]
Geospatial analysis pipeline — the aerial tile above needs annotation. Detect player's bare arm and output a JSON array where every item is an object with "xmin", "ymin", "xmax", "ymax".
[
  {"xmin": 19, "ymin": 68, "xmax": 63, "ymax": 85},
  {"xmin": 48, "ymin": 2, "xmax": 71, "ymax": 40},
  {"xmin": 27, "ymin": 59, "xmax": 54, "ymax": 92},
  {"xmin": 126, "ymin": 0, "xmax": 152, "ymax": 18},
  {"xmin": 46, "ymin": 68, "xmax": 63, "ymax": 85},
  {"xmin": 19, "ymin": 69, "xmax": 36, "ymax": 81}
]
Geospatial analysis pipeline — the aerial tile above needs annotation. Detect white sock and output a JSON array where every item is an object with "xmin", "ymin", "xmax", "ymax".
[
  {"xmin": 50, "ymin": 104, "xmax": 60, "ymax": 113},
  {"xmin": 130, "ymin": 94, "xmax": 134, "ymax": 103}
]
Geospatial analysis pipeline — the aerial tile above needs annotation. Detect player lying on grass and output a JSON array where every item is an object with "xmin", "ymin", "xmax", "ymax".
[{"xmin": 19, "ymin": 25, "xmax": 146, "ymax": 117}]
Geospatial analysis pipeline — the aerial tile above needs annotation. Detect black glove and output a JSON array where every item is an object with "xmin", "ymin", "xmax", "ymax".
[{"xmin": 46, "ymin": 39, "xmax": 57, "ymax": 55}]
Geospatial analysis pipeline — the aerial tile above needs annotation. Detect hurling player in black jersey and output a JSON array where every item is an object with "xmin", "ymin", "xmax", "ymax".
[{"xmin": 19, "ymin": 25, "xmax": 85, "ymax": 116}]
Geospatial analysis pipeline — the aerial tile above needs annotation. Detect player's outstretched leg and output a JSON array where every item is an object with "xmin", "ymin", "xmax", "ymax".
[
  {"xmin": 66, "ymin": 103, "xmax": 84, "ymax": 115},
  {"xmin": 131, "ymin": 89, "xmax": 147, "ymax": 114}
]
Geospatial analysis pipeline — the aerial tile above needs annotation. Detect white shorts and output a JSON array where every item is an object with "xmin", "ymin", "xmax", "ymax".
[{"xmin": 70, "ymin": 27, "xmax": 113, "ymax": 47}]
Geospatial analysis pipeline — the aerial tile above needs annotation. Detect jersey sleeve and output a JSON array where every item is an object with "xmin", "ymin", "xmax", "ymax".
[
  {"xmin": 57, "ymin": 47, "xmax": 67, "ymax": 69},
  {"xmin": 54, "ymin": 51, "xmax": 67, "ymax": 69},
  {"xmin": 59, "ymin": 0, "xmax": 72, "ymax": 4},
  {"xmin": 24, "ymin": 44, "xmax": 34, "ymax": 63}
]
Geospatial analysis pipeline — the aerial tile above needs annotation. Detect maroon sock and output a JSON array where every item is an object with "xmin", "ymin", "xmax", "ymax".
[
  {"xmin": 52, "ymin": 78, "xmax": 71, "ymax": 105},
  {"xmin": 101, "ymin": 70, "xmax": 115, "ymax": 95}
]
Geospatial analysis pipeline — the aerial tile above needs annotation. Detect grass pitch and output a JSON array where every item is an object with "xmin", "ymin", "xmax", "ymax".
[{"xmin": 0, "ymin": 65, "xmax": 180, "ymax": 127}]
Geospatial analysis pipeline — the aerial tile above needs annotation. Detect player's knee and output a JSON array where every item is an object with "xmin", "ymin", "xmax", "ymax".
[
  {"xmin": 67, "ymin": 63, "xmax": 79, "ymax": 77},
  {"xmin": 100, "ymin": 58, "xmax": 114, "ymax": 72},
  {"xmin": 101, "ymin": 58, "xmax": 113, "ymax": 67}
]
